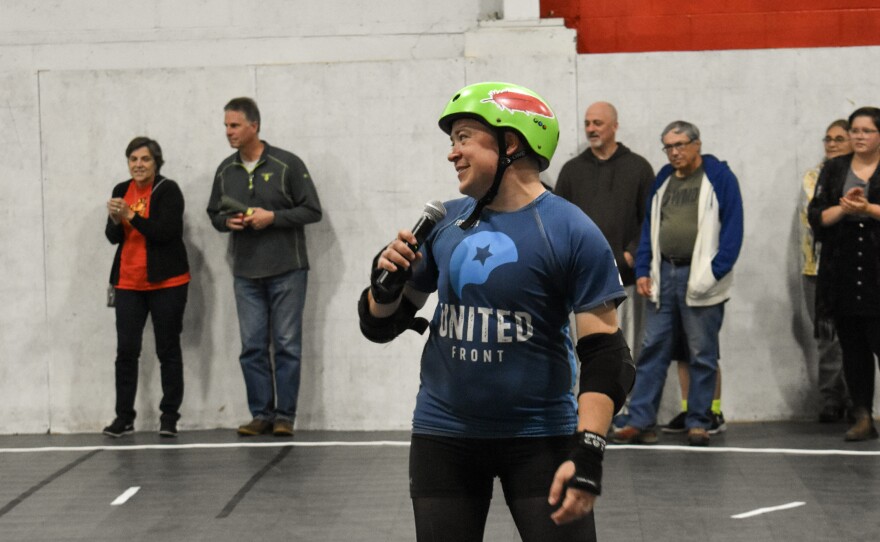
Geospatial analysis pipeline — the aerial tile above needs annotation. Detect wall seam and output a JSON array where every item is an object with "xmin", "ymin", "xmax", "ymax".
[{"xmin": 36, "ymin": 69, "xmax": 52, "ymax": 433}]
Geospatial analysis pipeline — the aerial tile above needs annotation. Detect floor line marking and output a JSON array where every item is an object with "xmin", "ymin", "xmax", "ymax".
[
  {"xmin": 0, "ymin": 441, "xmax": 878, "ymax": 456},
  {"xmin": 609, "ymin": 444, "xmax": 880, "ymax": 456},
  {"xmin": 0, "ymin": 449, "xmax": 101, "ymax": 518},
  {"xmin": 0, "ymin": 441, "xmax": 411, "ymax": 453},
  {"xmin": 111, "ymin": 486, "xmax": 140, "ymax": 506},
  {"xmin": 216, "ymin": 446, "xmax": 291, "ymax": 519},
  {"xmin": 731, "ymin": 501, "xmax": 806, "ymax": 519}
]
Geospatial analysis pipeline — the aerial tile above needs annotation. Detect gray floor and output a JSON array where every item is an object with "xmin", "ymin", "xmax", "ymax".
[{"xmin": 0, "ymin": 422, "xmax": 878, "ymax": 541}]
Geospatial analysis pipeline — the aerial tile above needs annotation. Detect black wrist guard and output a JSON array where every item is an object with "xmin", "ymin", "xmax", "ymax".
[
  {"xmin": 576, "ymin": 329, "xmax": 636, "ymax": 413},
  {"xmin": 567, "ymin": 430, "xmax": 605, "ymax": 496},
  {"xmin": 358, "ymin": 287, "xmax": 428, "ymax": 344},
  {"xmin": 370, "ymin": 249, "xmax": 412, "ymax": 304}
]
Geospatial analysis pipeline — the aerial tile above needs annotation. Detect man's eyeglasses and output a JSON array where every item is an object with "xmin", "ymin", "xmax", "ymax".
[
  {"xmin": 848, "ymin": 128, "xmax": 879, "ymax": 136},
  {"xmin": 661, "ymin": 140, "xmax": 694, "ymax": 154},
  {"xmin": 822, "ymin": 136, "xmax": 849, "ymax": 144}
]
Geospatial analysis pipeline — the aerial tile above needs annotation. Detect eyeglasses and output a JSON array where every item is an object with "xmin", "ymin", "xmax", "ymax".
[
  {"xmin": 848, "ymin": 128, "xmax": 879, "ymax": 136},
  {"xmin": 661, "ymin": 140, "xmax": 694, "ymax": 154},
  {"xmin": 822, "ymin": 136, "xmax": 850, "ymax": 144}
]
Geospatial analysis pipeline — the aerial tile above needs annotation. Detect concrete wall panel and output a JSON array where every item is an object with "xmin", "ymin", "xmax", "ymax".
[
  {"xmin": 0, "ymin": 71, "xmax": 49, "ymax": 433},
  {"xmin": 573, "ymin": 47, "xmax": 880, "ymax": 421},
  {"xmin": 38, "ymin": 67, "xmax": 255, "ymax": 432}
]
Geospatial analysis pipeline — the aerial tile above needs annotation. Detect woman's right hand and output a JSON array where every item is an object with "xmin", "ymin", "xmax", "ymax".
[
  {"xmin": 840, "ymin": 187, "xmax": 868, "ymax": 215},
  {"xmin": 377, "ymin": 229, "xmax": 421, "ymax": 274},
  {"xmin": 107, "ymin": 198, "xmax": 122, "ymax": 224}
]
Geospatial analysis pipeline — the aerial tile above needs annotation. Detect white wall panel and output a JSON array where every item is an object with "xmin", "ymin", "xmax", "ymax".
[
  {"xmin": 0, "ymin": 71, "xmax": 48, "ymax": 433},
  {"xmin": 255, "ymin": 59, "xmax": 465, "ymax": 429},
  {"xmin": 574, "ymin": 47, "xmax": 880, "ymax": 421},
  {"xmin": 38, "ymin": 67, "xmax": 255, "ymax": 432},
  {"xmin": 1, "ymin": 0, "xmax": 878, "ymax": 433}
]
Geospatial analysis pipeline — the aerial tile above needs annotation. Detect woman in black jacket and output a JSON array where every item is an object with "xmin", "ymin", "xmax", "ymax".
[
  {"xmin": 808, "ymin": 107, "xmax": 880, "ymax": 441},
  {"xmin": 103, "ymin": 137, "xmax": 190, "ymax": 438}
]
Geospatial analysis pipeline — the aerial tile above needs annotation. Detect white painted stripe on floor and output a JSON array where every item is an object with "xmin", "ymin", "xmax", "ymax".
[
  {"xmin": 0, "ymin": 441, "xmax": 412, "ymax": 453},
  {"xmin": 111, "ymin": 486, "xmax": 140, "ymax": 506},
  {"xmin": 609, "ymin": 444, "xmax": 880, "ymax": 456},
  {"xmin": 0, "ymin": 441, "xmax": 878, "ymax": 455},
  {"xmin": 731, "ymin": 501, "xmax": 806, "ymax": 519}
]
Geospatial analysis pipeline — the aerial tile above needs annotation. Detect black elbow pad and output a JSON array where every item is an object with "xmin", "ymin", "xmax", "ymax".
[
  {"xmin": 576, "ymin": 329, "xmax": 635, "ymax": 413},
  {"xmin": 357, "ymin": 287, "xmax": 428, "ymax": 344}
]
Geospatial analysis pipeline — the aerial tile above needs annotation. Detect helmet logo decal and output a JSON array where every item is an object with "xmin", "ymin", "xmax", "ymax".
[{"xmin": 481, "ymin": 90, "xmax": 554, "ymax": 119}]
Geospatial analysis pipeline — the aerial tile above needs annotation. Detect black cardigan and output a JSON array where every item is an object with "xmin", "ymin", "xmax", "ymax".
[
  {"xmin": 105, "ymin": 176, "xmax": 189, "ymax": 285},
  {"xmin": 807, "ymin": 153, "xmax": 880, "ymax": 331}
]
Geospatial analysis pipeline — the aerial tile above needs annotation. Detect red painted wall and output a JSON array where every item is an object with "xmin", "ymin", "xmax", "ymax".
[{"xmin": 541, "ymin": 1, "xmax": 880, "ymax": 53}]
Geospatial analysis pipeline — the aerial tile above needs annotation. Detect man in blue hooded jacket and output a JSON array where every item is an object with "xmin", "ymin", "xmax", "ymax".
[{"xmin": 611, "ymin": 120, "xmax": 743, "ymax": 446}]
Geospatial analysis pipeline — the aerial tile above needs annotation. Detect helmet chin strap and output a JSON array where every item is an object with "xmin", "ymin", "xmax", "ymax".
[{"xmin": 459, "ymin": 130, "xmax": 527, "ymax": 230}]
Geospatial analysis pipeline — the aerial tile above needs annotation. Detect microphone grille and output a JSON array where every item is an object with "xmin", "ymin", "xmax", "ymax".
[{"xmin": 424, "ymin": 200, "xmax": 447, "ymax": 222}]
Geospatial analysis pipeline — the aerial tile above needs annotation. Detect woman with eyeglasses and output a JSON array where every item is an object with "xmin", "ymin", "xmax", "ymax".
[
  {"xmin": 808, "ymin": 107, "xmax": 880, "ymax": 441},
  {"xmin": 103, "ymin": 137, "xmax": 191, "ymax": 439},
  {"xmin": 800, "ymin": 120, "xmax": 852, "ymax": 424}
]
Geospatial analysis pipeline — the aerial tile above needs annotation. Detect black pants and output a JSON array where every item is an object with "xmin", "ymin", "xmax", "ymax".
[
  {"xmin": 834, "ymin": 315, "xmax": 880, "ymax": 413},
  {"xmin": 410, "ymin": 434, "xmax": 596, "ymax": 542},
  {"xmin": 114, "ymin": 284, "xmax": 188, "ymax": 423}
]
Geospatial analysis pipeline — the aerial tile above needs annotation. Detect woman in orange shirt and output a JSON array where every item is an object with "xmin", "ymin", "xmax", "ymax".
[{"xmin": 104, "ymin": 137, "xmax": 190, "ymax": 438}]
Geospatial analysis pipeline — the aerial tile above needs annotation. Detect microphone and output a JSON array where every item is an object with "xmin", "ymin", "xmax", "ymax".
[{"xmin": 376, "ymin": 200, "xmax": 447, "ymax": 290}]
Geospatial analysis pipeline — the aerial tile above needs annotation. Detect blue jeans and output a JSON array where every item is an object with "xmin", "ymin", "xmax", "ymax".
[
  {"xmin": 628, "ymin": 261, "xmax": 724, "ymax": 431},
  {"xmin": 233, "ymin": 269, "xmax": 307, "ymax": 421}
]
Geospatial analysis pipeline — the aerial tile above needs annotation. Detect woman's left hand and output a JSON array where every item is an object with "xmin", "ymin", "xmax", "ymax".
[{"xmin": 548, "ymin": 460, "xmax": 597, "ymax": 525}]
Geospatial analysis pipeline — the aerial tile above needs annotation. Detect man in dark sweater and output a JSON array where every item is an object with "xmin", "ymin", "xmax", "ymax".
[
  {"xmin": 555, "ymin": 102, "xmax": 654, "ymax": 363},
  {"xmin": 207, "ymin": 97, "xmax": 323, "ymax": 437}
]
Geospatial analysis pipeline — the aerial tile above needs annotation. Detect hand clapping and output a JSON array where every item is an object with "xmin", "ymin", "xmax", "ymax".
[{"xmin": 840, "ymin": 186, "xmax": 868, "ymax": 215}]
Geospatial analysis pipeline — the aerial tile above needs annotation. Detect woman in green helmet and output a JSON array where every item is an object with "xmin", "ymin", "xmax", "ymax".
[{"xmin": 358, "ymin": 82, "xmax": 634, "ymax": 541}]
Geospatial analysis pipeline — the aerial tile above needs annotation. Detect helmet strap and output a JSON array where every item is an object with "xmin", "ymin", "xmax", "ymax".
[{"xmin": 459, "ymin": 130, "xmax": 527, "ymax": 230}]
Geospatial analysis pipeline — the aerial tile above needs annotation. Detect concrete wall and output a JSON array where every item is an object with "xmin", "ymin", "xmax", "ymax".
[{"xmin": 0, "ymin": 0, "xmax": 876, "ymax": 433}]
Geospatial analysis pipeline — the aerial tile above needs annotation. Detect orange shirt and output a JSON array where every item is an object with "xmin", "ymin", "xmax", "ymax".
[{"xmin": 116, "ymin": 181, "xmax": 191, "ymax": 290}]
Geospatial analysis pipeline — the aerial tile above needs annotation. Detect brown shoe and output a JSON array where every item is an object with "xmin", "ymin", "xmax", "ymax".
[
  {"xmin": 610, "ymin": 425, "xmax": 658, "ymax": 444},
  {"xmin": 237, "ymin": 418, "xmax": 272, "ymax": 436},
  {"xmin": 273, "ymin": 418, "xmax": 294, "ymax": 437},
  {"xmin": 688, "ymin": 427, "xmax": 710, "ymax": 446},
  {"xmin": 844, "ymin": 408, "xmax": 879, "ymax": 441}
]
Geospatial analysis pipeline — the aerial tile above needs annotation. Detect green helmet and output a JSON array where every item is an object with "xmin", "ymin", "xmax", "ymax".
[{"xmin": 438, "ymin": 82, "xmax": 559, "ymax": 171}]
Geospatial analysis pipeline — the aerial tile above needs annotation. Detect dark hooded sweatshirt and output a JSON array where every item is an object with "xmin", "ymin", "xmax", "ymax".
[{"xmin": 554, "ymin": 143, "xmax": 654, "ymax": 286}]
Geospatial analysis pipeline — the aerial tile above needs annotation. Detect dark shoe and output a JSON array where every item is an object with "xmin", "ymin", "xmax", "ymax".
[
  {"xmin": 819, "ymin": 404, "xmax": 844, "ymax": 423},
  {"xmin": 688, "ymin": 427, "xmax": 710, "ymax": 446},
  {"xmin": 273, "ymin": 418, "xmax": 294, "ymax": 437},
  {"xmin": 237, "ymin": 418, "xmax": 273, "ymax": 436},
  {"xmin": 159, "ymin": 419, "xmax": 178, "ymax": 438},
  {"xmin": 845, "ymin": 408, "xmax": 879, "ymax": 442},
  {"xmin": 708, "ymin": 411, "xmax": 727, "ymax": 435},
  {"xmin": 610, "ymin": 425, "xmax": 658, "ymax": 444},
  {"xmin": 103, "ymin": 418, "xmax": 134, "ymax": 438},
  {"xmin": 661, "ymin": 411, "xmax": 687, "ymax": 433}
]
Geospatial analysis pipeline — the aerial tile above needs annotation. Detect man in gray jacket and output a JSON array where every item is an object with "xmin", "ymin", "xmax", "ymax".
[{"xmin": 207, "ymin": 97, "xmax": 322, "ymax": 437}]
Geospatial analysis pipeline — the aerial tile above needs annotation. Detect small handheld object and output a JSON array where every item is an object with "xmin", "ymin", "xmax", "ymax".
[
  {"xmin": 371, "ymin": 200, "xmax": 446, "ymax": 304},
  {"xmin": 219, "ymin": 195, "xmax": 254, "ymax": 217}
]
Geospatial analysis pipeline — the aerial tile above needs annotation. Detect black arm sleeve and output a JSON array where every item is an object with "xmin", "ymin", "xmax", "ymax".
[{"xmin": 576, "ymin": 329, "xmax": 635, "ymax": 413}]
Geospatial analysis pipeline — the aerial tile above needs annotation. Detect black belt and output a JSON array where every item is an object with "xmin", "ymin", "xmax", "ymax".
[{"xmin": 662, "ymin": 254, "xmax": 691, "ymax": 266}]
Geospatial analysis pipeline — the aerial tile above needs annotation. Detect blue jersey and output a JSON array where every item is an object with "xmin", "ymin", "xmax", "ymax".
[{"xmin": 410, "ymin": 191, "xmax": 625, "ymax": 437}]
